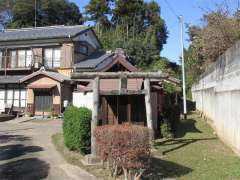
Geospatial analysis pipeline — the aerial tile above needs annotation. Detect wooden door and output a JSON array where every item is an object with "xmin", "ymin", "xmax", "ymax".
[{"xmin": 34, "ymin": 91, "xmax": 52, "ymax": 114}]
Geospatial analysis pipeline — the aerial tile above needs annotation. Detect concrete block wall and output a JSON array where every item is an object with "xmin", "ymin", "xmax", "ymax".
[{"xmin": 192, "ymin": 41, "xmax": 240, "ymax": 155}]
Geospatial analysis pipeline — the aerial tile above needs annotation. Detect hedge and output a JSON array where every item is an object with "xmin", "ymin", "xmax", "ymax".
[
  {"xmin": 63, "ymin": 106, "xmax": 91, "ymax": 154},
  {"xmin": 95, "ymin": 124, "xmax": 151, "ymax": 179}
]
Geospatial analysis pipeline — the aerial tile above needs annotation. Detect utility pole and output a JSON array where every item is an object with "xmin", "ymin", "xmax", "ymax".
[{"xmin": 179, "ymin": 15, "xmax": 187, "ymax": 120}]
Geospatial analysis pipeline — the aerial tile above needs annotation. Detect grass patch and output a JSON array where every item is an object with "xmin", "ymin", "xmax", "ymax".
[
  {"xmin": 52, "ymin": 133, "xmax": 109, "ymax": 179},
  {"xmin": 52, "ymin": 112, "xmax": 240, "ymax": 180},
  {"xmin": 153, "ymin": 113, "xmax": 240, "ymax": 180}
]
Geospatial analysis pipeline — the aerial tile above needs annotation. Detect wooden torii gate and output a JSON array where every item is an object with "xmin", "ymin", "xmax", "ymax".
[{"xmin": 71, "ymin": 71, "xmax": 180, "ymax": 156}]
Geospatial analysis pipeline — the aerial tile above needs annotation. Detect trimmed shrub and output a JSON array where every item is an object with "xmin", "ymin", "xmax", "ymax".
[
  {"xmin": 95, "ymin": 124, "xmax": 151, "ymax": 179},
  {"xmin": 63, "ymin": 106, "xmax": 91, "ymax": 154}
]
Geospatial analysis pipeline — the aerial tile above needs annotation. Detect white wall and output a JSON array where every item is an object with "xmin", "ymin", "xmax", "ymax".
[
  {"xmin": 73, "ymin": 92, "xmax": 93, "ymax": 110},
  {"xmin": 192, "ymin": 41, "xmax": 240, "ymax": 155}
]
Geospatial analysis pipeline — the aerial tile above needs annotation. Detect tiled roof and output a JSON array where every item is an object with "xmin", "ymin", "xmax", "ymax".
[
  {"xmin": 74, "ymin": 52, "xmax": 138, "ymax": 72},
  {"xmin": 0, "ymin": 25, "xmax": 90, "ymax": 42},
  {"xmin": 20, "ymin": 69, "xmax": 70, "ymax": 83},
  {"xmin": 74, "ymin": 51, "xmax": 113, "ymax": 70},
  {"xmin": 0, "ymin": 75, "xmax": 25, "ymax": 84}
]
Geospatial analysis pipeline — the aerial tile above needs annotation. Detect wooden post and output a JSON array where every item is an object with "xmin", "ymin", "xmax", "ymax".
[
  {"xmin": 119, "ymin": 73, "xmax": 127, "ymax": 92},
  {"xmin": 91, "ymin": 76, "xmax": 99, "ymax": 156},
  {"xmin": 144, "ymin": 78, "xmax": 153, "ymax": 131}
]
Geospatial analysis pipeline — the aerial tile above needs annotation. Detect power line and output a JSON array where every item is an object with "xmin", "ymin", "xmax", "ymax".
[{"xmin": 163, "ymin": 0, "xmax": 179, "ymax": 19}]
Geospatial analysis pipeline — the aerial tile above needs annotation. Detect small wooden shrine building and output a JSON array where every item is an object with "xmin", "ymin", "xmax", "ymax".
[{"xmin": 71, "ymin": 71, "xmax": 180, "ymax": 156}]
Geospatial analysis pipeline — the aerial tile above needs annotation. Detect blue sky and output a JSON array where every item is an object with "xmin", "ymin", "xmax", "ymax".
[{"xmin": 72, "ymin": 0, "xmax": 238, "ymax": 63}]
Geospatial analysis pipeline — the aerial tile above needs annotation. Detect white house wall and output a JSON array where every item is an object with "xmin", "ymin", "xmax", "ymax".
[
  {"xmin": 73, "ymin": 92, "xmax": 93, "ymax": 110},
  {"xmin": 192, "ymin": 40, "xmax": 240, "ymax": 155}
]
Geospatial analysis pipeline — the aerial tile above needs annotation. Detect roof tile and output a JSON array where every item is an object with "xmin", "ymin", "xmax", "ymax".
[{"xmin": 0, "ymin": 25, "xmax": 90, "ymax": 42}]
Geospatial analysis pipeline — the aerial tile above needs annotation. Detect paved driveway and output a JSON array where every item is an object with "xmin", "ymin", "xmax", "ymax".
[{"xmin": 0, "ymin": 117, "xmax": 96, "ymax": 180}]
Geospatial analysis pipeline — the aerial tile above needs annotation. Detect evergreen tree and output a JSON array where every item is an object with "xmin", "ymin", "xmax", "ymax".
[
  {"xmin": 0, "ymin": 0, "xmax": 83, "ymax": 28},
  {"xmin": 0, "ymin": 0, "xmax": 14, "ymax": 27},
  {"xmin": 84, "ymin": 0, "xmax": 113, "ymax": 28},
  {"xmin": 86, "ymin": 0, "xmax": 168, "ymax": 67}
]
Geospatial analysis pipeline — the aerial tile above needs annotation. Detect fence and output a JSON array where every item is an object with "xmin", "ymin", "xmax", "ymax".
[{"xmin": 192, "ymin": 41, "xmax": 240, "ymax": 155}]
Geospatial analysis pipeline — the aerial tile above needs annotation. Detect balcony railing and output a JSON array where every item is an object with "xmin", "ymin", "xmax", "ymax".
[{"xmin": 0, "ymin": 55, "xmax": 61, "ymax": 70}]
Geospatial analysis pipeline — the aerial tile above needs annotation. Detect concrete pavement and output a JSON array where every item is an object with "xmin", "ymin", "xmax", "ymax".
[{"xmin": 0, "ymin": 118, "xmax": 96, "ymax": 180}]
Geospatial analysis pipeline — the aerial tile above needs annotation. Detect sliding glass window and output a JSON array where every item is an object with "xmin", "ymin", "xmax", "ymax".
[
  {"xmin": 20, "ymin": 89, "xmax": 26, "ymax": 107},
  {"xmin": 4, "ymin": 88, "xmax": 26, "ymax": 108},
  {"xmin": 44, "ymin": 48, "xmax": 61, "ymax": 68},
  {"xmin": 0, "ymin": 88, "xmax": 4, "ymax": 112},
  {"xmin": 7, "ymin": 49, "xmax": 32, "ymax": 68},
  {"xmin": 10, "ymin": 50, "xmax": 17, "ymax": 68},
  {"xmin": 18, "ymin": 49, "xmax": 32, "ymax": 68}
]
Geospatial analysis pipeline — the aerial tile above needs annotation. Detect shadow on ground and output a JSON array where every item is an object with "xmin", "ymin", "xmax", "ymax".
[
  {"xmin": 174, "ymin": 118, "xmax": 202, "ymax": 138},
  {"xmin": 155, "ymin": 115, "xmax": 217, "ymax": 155},
  {"xmin": 0, "ymin": 134, "xmax": 31, "ymax": 143},
  {"xmin": 0, "ymin": 144, "xmax": 44, "ymax": 161},
  {"xmin": 0, "ymin": 158, "xmax": 49, "ymax": 180},
  {"xmin": 0, "ymin": 128, "xmax": 33, "ymax": 134},
  {"xmin": 144, "ymin": 157, "xmax": 192, "ymax": 179},
  {"xmin": 154, "ymin": 137, "xmax": 217, "ymax": 155}
]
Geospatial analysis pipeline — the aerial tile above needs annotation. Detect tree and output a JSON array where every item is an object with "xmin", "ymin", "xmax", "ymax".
[
  {"xmin": 147, "ymin": 56, "xmax": 180, "ymax": 77},
  {"xmin": 0, "ymin": 0, "xmax": 83, "ymax": 28},
  {"xmin": 184, "ymin": 5, "xmax": 240, "ymax": 98},
  {"xmin": 84, "ymin": 0, "xmax": 113, "ymax": 28},
  {"xmin": 86, "ymin": 0, "xmax": 168, "ymax": 68},
  {"xmin": 144, "ymin": 1, "xmax": 167, "ymax": 51},
  {"xmin": 0, "ymin": 0, "xmax": 14, "ymax": 27},
  {"xmin": 112, "ymin": 0, "xmax": 145, "ymax": 33}
]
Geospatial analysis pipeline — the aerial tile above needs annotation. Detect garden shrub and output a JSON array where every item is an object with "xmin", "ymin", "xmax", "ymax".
[
  {"xmin": 163, "ymin": 103, "xmax": 181, "ymax": 132},
  {"xmin": 63, "ymin": 106, "xmax": 91, "ymax": 154},
  {"xmin": 160, "ymin": 121, "xmax": 174, "ymax": 139},
  {"xmin": 95, "ymin": 124, "xmax": 151, "ymax": 180}
]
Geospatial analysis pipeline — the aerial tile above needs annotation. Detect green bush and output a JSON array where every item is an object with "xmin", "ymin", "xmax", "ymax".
[
  {"xmin": 63, "ymin": 106, "xmax": 92, "ymax": 154},
  {"xmin": 160, "ymin": 121, "xmax": 174, "ymax": 139},
  {"xmin": 163, "ymin": 104, "xmax": 181, "ymax": 132}
]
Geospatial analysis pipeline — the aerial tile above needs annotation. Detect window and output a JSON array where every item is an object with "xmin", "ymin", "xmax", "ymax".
[
  {"xmin": 0, "ymin": 89, "xmax": 4, "ymax": 112},
  {"xmin": 7, "ymin": 49, "xmax": 32, "ymax": 68},
  {"xmin": 13, "ymin": 90, "xmax": 19, "ymax": 107},
  {"xmin": 44, "ymin": 48, "xmax": 61, "ymax": 68},
  {"xmin": 10, "ymin": 50, "xmax": 17, "ymax": 68},
  {"xmin": 18, "ymin": 49, "xmax": 32, "ymax": 68},
  {"xmin": 75, "ymin": 44, "xmax": 88, "ymax": 55},
  {"xmin": 4, "ymin": 88, "xmax": 26, "ymax": 108},
  {"xmin": 26, "ymin": 50, "xmax": 32, "ymax": 67},
  {"xmin": 79, "ymin": 45, "xmax": 88, "ymax": 55},
  {"xmin": 6, "ymin": 89, "xmax": 13, "ymax": 106},
  {"xmin": 20, "ymin": 89, "xmax": 26, "ymax": 107}
]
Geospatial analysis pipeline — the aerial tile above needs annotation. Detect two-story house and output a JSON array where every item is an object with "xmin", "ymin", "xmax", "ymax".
[{"xmin": 0, "ymin": 25, "xmax": 138, "ymax": 116}]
